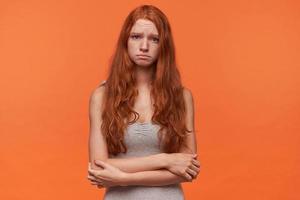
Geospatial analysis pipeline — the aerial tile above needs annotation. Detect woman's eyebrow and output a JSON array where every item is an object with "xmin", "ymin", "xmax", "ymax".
[
  {"xmin": 150, "ymin": 33, "xmax": 159, "ymax": 37},
  {"xmin": 130, "ymin": 32, "xmax": 159, "ymax": 37}
]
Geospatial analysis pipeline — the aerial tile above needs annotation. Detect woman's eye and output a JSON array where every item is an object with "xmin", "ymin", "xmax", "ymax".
[
  {"xmin": 152, "ymin": 38, "xmax": 159, "ymax": 42},
  {"xmin": 131, "ymin": 35, "xmax": 140, "ymax": 39},
  {"xmin": 130, "ymin": 35, "xmax": 159, "ymax": 43}
]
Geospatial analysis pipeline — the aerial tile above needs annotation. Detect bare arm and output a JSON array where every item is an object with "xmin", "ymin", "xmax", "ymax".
[
  {"xmin": 89, "ymin": 85, "xmax": 168, "ymax": 172},
  {"xmin": 104, "ymin": 154, "xmax": 168, "ymax": 172},
  {"xmin": 179, "ymin": 87, "xmax": 198, "ymax": 154},
  {"xmin": 121, "ymin": 169, "xmax": 189, "ymax": 186}
]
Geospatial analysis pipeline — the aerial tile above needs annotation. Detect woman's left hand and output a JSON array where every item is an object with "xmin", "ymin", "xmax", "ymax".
[{"xmin": 87, "ymin": 160, "xmax": 128, "ymax": 188}]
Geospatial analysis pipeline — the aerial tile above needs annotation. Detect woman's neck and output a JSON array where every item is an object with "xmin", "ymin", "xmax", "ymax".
[{"xmin": 134, "ymin": 64, "xmax": 155, "ymax": 89}]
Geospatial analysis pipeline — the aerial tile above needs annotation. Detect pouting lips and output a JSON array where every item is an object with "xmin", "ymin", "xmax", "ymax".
[{"xmin": 137, "ymin": 54, "xmax": 151, "ymax": 58}]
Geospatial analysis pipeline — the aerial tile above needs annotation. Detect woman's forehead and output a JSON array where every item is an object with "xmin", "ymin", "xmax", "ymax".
[{"xmin": 130, "ymin": 19, "xmax": 158, "ymax": 34}]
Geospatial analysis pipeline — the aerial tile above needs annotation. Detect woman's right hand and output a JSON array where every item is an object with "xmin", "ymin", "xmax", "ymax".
[{"xmin": 165, "ymin": 153, "xmax": 201, "ymax": 181}]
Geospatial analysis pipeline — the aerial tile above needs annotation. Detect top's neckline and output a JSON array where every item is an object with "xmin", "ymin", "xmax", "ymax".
[
  {"xmin": 137, "ymin": 120, "xmax": 152, "ymax": 124},
  {"xmin": 128, "ymin": 121, "xmax": 153, "ymax": 126}
]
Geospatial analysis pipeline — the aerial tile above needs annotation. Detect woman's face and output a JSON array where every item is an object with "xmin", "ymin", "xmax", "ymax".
[{"xmin": 127, "ymin": 19, "xmax": 160, "ymax": 67}]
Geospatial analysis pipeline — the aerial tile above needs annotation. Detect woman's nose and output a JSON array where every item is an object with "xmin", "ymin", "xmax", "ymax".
[{"xmin": 140, "ymin": 39, "xmax": 149, "ymax": 51}]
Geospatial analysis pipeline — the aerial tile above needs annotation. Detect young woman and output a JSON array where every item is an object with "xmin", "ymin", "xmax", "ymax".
[{"xmin": 87, "ymin": 4, "xmax": 201, "ymax": 200}]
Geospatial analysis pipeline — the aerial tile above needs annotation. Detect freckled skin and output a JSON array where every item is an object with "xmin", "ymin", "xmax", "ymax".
[{"xmin": 127, "ymin": 19, "xmax": 160, "ymax": 68}]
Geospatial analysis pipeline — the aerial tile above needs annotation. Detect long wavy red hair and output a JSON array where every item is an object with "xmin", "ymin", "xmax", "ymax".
[{"xmin": 100, "ymin": 4, "xmax": 192, "ymax": 156}]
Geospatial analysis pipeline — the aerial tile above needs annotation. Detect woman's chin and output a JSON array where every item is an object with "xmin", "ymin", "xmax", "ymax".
[{"xmin": 134, "ymin": 60, "xmax": 153, "ymax": 67}]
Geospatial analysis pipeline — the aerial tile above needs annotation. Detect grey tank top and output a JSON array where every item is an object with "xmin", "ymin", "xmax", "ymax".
[{"xmin": 103, "ymin": 121, "xmax": 185, "ymax": 200}]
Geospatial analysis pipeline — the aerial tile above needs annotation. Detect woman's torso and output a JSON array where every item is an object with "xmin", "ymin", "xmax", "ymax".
[
  {"xmin": 103, "ymin": 122, "xmax": 185, "ymax": 200},
  {"xmin": 101, "ymin": 81, "xmax": 185, "ymax": 199}
]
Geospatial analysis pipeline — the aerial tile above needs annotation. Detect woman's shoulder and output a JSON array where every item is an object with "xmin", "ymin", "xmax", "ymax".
[
  {"xmin": 182, "ymin": 86, "xmax": 194, "ymax": 109},
  {"xmin": 99, "ymin": 80, "xmax": 106, "ymax": 86},
  {"xmin": 96, "ymin": 80, "xmax": 106, "ymax": 89},
  {"xmin": 182, "ymin": 86, "xmax": 193, "ymax": 99},
  {"xmin": 90, "ymin": 80, "xmax": 106, "ymax": 102}
]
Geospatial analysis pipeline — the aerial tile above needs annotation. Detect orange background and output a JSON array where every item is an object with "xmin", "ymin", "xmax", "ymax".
[{"xmin": 1, "ymin": 0, "xmax": 299, "ymax": 199}]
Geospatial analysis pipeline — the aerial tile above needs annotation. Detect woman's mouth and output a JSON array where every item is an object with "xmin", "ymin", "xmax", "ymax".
[{"xmin": 137, "ymin": 55, "xmax": 151, "ymax": 59}]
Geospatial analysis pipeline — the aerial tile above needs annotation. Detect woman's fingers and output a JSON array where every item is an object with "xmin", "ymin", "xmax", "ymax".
[
  {"xmin": 184, "ymin": 171, "xmax": 193, "ymax": 181},
  {"xmin": 90, "ymin": 177, "xmax": 103, "ymax": 185},
  {"xmin": 192, "ymin": 159, "xmax": 200, "ymax": 167},
  {"xmin": 87, "ymin": 172, "xmax": 106, "ymax": 188},
  {"xmin": 87, "ymin": 174, "xmax": 95, "ymax": 181},
  {"xmin": 92, "ymin": 180, "xmax": 105, "ymax": 188},
  {"xmin": 88, "ymin": 169, "xmax": 105, "ymax": 180},
  {"xmin": 87, "ymin": 174, "xmax": 104, "ymax": 184},
  {"xmin": 90, "ymin": 180, "xmax": 98, "ymax": 185},
  {"xmin": 90, "ymin": 179, "xmax": 104, "ymax": 187},
  {"xmin": 186, "ymin": 168, "xmax": 197, "ymax": 178},
  {"xmin": 189, "ymin": 164, "xmax": 200, "ymax": 174},
  {"xmin": 87, "ymin": 174, "xmax": 100, "ymax": 181},
  {"xmin": 88, "ymin": 170, "xmax": 95, "ymax": 176}
]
